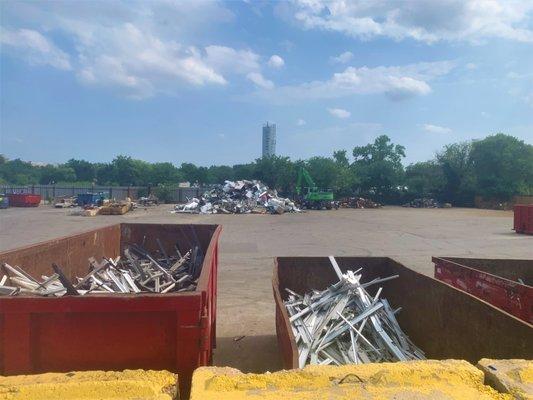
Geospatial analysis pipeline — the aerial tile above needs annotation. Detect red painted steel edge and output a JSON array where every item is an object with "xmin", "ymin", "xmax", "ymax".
[
  {"xmin": 6, "ymin": 194, "xmax": 41, "ymax": 207},
  {"xmin": 433, "ymin": 257, "xmax": 532, "ymax": 324},
  {"xmin": 0, "ymin": 223, "xmax": 221, "ymax": 400}
]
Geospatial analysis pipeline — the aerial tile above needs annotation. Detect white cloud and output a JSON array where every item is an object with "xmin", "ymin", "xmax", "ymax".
[
  {"xmin": 465, "ymin": 63, "xmax": 477, "ymax": 70},
  {"xmin": 261, "ymin": 61, "xmax": 453, "ymax": 102},
  {"xmin": 422, "ymin": 124, "xmax": 452, "ymax": 134},
  {"xmin": 0, "ymin": 28, "xmax": 72, "ymax": 70},
  {"xmin": 205, "ymin": 46, "xmax": 261, "ymax": 74},
  {"xmin": 1, "ymin": 2, "xmax": 271, "ymax": 99},
  {"xmin": 330, "ymin": 51, "xmax": 353, "ymax": 64},
  {"xmin": 247, "ymin": 72, "xmax": 274, "ymax": 89},
  {"xmin": 288, "ymin": 0, "xmax": 533, "ymax": 43},
  {"xmin": 268, "ymin": 55, "xmax": 285, "ymax": 68},
  {"xmin": 296, "ymin": 118, "xmax": 306, "ymax": 126},
  {"xmin": 328, "ymin": 108, "xmax": 351, "ymax": 118}
]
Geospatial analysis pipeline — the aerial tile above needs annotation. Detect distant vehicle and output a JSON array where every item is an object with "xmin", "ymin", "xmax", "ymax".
[{"xmin": 295, "ymin": 167, "xmax": 335, "ymax": 209}]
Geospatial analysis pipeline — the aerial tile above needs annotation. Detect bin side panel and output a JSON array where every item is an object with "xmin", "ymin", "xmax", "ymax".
[
  {"xmin": 0, "ymin": 224, "xmax": 121, "ymax": 282},
  {"xmin": 436, "ymin": 257, "xmax": 533, "ymax": 286},
  {"xmin": 273, "ymin": 263, "xmax": 298, "ymax": 369},
  {"xmin": 274, "ymin": 256, "xmax": 533, "ymax": 369},
  {"xmin": 528, "ymin": 205, "xmax": 533, "ymax": 234},
  {"xmin": 514, "ymin": 205, "xmax": 525, "ymax": 232},
  {"xmin": 32, "ymin": 311, "xmax": 177, "ymax": 372},
  {"xmin": 433, "ymin": 257, "xmax": 533, "ymax": 323},
  {"xmin": 0, "ymin": 295, "xmax": 203, "ymax": 400}
]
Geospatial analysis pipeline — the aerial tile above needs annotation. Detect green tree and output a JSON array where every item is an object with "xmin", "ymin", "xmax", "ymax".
[
  {"xmin": 207, "ymin": 165, "xmax": 234, "ymax": 184},
  {"xmin": 352, "ymin": 135, "xmax": 406, "ymax": 201},
  {"xmin": 39, "ymin": 165, "xmax": 76, "ymax": 184},
  {"xmin": 95, "ymin": 163, "xmax": 117, "ymax": 185},
  {"xmin": 66, "ymin": 159, "xmax": 96, "ymax": 182},
  {"xmin": 333, "ymin": 150, "xmax": 350, "ymax": 167},
  {"xmin": 232, "ymin": 163, "xmax": 255, "ymax": 180},
  {"xmin": 112, "ymin": 156, "xmax": 140, "ymax": 186},
  {"xmin": 436, "ymin": 142, "xmax": 475, "ymax": 205},
  {"xmin": 305, "ymin": 157, "xmax": 338, "ymax": 190},
  {"xmin": 405, "ymin": 161, "xmax": 446, "ymax": 199},
  {"xmin": 253, "ymin": 155, "xmax": 296, "ymax": 193},
  {"xmin": 470, "ymin": 133, "xmax": 533, "ymax": 199},
  {"xmin": 0, "ymin": 158, "xmax": 40, "ymax": 184},
  {"xmin": 149, "ymin": 162, "xmax": 184, "ymax": 185}
]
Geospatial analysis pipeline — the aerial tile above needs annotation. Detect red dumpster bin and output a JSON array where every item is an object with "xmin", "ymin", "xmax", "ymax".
[
  {"xmin": 0, "ymin": 223, "xmax": 221, "ymax": 399},
  {"xmin": 6, "ymin": 194, "xmax": 41, "ymax": 207},
  {"xmin": 273, "ymin": 256, "xmax": 532, "ymax": 370},
  {"xmin": 514, "ymin": 204, "xmax": 533, "ymax": 234}
]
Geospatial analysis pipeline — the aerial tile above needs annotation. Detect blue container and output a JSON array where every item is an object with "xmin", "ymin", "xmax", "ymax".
[
  {"xmin": 77, "ymin": 193, "xmax": 105, "ymax": 206},
  {"xmin": 0, "ymin": 196, "xmax": 9, "ymax": 209}
]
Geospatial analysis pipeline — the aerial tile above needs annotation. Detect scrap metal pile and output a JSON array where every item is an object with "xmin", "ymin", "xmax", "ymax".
[
  {"xmin": 174, "ymin": 180, "xmax": 301, "ymax": 214},
  {"xmin": 340, "ymin": 197, "xmax": 381, "ymax": 209},
  {"xmin": 403, "ymin": 198, "xmax": 443, "ymax": 208},
  {"xmin": 0, "ymin": 243, "xmax": 202, "ymax": 296},
  {"xmin": 284, "ymin": 256, "xmax": 425, "ymax": 368}
]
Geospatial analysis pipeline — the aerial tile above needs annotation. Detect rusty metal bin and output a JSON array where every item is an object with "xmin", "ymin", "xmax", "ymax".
[
  {"xmin": 514, "ymin": 204, "xmax": 533, "ymax": 234},
  {"xmin": 6, "ymin": 194, "xmax": 41, "ymax": 207},
  {"xmin": 433, "ymin": 257, "xmax": 532, "ymax": 324},
  {"xmin": 0, "ymin": 223, "xmax": 221, "ymax": 399},
  {"xmin": 273, "ymin": 256, "xmax": 532, "ymax": 369}
]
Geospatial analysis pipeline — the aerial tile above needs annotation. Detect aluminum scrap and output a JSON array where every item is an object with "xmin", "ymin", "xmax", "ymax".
[
  {"xmin": 173, "ymin": 180, "xmax": 302, "ymax": 214},
  {"xmin": 284, "ymin": 257, "xmax": 425, "ymax": 368},
  {"xmin": 0, "ymin": 242, "xmax": 203, "ymax": 297}
]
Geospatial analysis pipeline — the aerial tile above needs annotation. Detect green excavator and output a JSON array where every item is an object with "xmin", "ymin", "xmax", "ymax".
[{"xmin": 295, "ymin": 167, "xmax": 335, "ymax": 210}]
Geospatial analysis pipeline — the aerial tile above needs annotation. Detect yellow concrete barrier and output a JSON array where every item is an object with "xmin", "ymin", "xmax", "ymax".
[
  {"xmin": 478, "ymin": 359, "xmax": 533, "ymax": 400},
  {"xmin": 0, "ymin": 369, "xmax": 177, "ymax": 400},
  {"xmin": 191, "ymin": 360, "xmax": 512, "ymax": 400}
]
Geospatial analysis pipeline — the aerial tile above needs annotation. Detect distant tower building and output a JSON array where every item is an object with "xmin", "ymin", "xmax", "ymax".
[{"xmin": 262, "ymin": 122, "xmax": 276, "ymax": 157}]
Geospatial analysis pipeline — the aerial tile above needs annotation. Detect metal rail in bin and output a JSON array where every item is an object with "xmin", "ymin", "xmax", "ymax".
[
  {"xmin": 0, "ymin": 223, "xmax": 221, "ymax": 400},
  {"xmin": 273, "ymin": 256, "xmax": 532, "ymax": 370}
]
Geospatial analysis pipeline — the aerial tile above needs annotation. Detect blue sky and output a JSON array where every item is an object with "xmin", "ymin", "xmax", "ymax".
[{"xmin": 1, "ymin": 0, "xmax": 532, "ymax": 166}]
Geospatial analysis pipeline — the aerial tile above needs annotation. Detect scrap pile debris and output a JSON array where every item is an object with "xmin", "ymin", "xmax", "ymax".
[
  {"xmin": 402, "ymin": 198, "xmax": 451, "ymax": 208},
  {"xmin": 54, "ymin": 196, "xmax": 77, "ymax": 208},
  {"xmin": 284, "ymin": 256, "xmax": 425, "ymax": 368},
  {"xmin": 340, "ymin": 197, "xmax": 381, "ymax": 209},
  {"xmin": 174, "ymin": 180, "xmax": 301, "ymax": 214},
  {"xmin": 138, "ymin": 194, "xmax": 159, "ymax": 207},
  {"xmin": 0, "ymin": 242, "xmax": 202, "ymax": 296}
]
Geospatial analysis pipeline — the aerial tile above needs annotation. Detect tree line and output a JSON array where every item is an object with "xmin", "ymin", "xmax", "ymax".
[{"xmin": 1, "ymin": 133, "xmax": 531, "ymax": 205}]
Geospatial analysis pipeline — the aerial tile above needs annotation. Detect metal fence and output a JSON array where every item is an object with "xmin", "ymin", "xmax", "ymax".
[{"xmin": 0, "ymin": 185, "xmax": 205, "ymax": 203}]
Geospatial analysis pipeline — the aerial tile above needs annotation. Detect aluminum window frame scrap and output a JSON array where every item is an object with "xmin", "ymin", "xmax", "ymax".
[{"xmin": 284, "ymin": 256, "xmax": 426, "ymax": 368}]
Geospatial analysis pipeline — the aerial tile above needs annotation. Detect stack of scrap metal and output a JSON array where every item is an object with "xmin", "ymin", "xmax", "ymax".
[
  {"xmin": 54, "ymin": 196, "xmax": 77, "ymax": 208},
  {"xmin": 0, "ymin": 242, "xmax": 202, "ymax": 296},
  {"xmin": 284, "ymin": 256, "xmax": 425, "ymax": 368},
  {"xmin": 340, "ymin": 197, "xmax": 381, "ymax": 209},
  {"xmin": 174, "ymin": 180, "xmax": 301, "ymax": 214},
  {"xmin": 138, "ymin": 194, "xmax": 159, "ymax": 206},
  {"xmin": 402, "ymin": 198, "xmax": 442, "ymax": 208}
]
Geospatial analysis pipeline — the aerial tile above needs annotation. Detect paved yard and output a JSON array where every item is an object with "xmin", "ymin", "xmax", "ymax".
[{"xmin": 0, "ymin": 205, "xmax": 531, "ymax": 372}]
